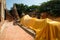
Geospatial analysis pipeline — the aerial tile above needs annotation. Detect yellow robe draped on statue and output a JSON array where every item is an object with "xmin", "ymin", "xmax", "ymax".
[{"xmin": 20, "ymin": 15, "xmax": 60, "ymax": 40}]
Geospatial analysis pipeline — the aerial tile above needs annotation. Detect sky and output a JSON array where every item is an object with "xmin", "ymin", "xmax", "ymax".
[{"xmin": 6, "ymin": 0, "xmax": 49, "ymax": 10}]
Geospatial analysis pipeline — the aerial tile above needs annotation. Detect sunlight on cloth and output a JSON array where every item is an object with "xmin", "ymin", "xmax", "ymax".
[{"xmin": 20, "ymin": 15, "xmax": 60, "ymax": 40}]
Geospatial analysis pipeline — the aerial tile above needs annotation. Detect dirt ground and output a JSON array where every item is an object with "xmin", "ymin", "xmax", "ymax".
[{"xmin": 0, "ymin": 20, "xmax": 34, "ymax": 40}]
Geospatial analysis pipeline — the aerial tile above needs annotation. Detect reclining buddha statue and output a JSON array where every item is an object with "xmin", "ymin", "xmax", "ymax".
[{"xmin": 20, "ymin": 15, "xmax": 60, "ymax": 40}]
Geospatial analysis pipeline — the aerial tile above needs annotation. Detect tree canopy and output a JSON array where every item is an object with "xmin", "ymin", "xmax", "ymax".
[
  {"xmin": 39, "ymin": 1, "xmax": 60, "ymax": 17},
  {"xmin": 9, "ymin": 1, "xmax": 60, "ymax": 18}
]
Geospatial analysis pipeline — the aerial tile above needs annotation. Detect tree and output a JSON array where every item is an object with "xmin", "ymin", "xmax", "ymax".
[
  {"xmin": 12, "ymin": 3, "xmax": 28, "ymax": 18},
  {"xmin": 39, "ymin": 1, "xmax": 60, "ymax": 17},
  {"xmin": 29, "ymin": 5, "xmax": 39, "ymax": 12},
  {"xmin": 50, "ymin": 0, "xmax": 60, "ymax": 1}
]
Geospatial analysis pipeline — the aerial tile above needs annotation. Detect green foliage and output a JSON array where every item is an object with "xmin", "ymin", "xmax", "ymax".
[
  {"xmin": 9, "ymin": 1, "xmax": 60, "ymax": 17},
  {"xmin": 39, "ymin": 1, "xmax": 60, "ymax": 17},
  {"xmin": 13, "ymin": 3, "xmax": 28, "ymax": 17},
  {"xmin": 12, "ymin": 4, "xmax": 39, "ymax": 14},
  {"xmin": 28, "ymin": 5, "xmax": 39, "ymax": 12},
  {"xmin": 15, "ymin": 3, "xmax": 25, "ymax": 13},
  {"xmin": 50, "ymin": 0, "xmax": 60, "ymax": 1}
]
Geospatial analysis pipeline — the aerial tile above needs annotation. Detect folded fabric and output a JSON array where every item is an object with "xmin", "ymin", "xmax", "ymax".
[{"xmin": 21, "ymin": 15, "xmax": 60, "ymax": 40}]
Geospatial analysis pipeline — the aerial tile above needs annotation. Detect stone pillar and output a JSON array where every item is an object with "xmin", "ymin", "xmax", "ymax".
[{"xmin": 1, "ymin": 0, "xmax": 6, "ymax": 22}]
